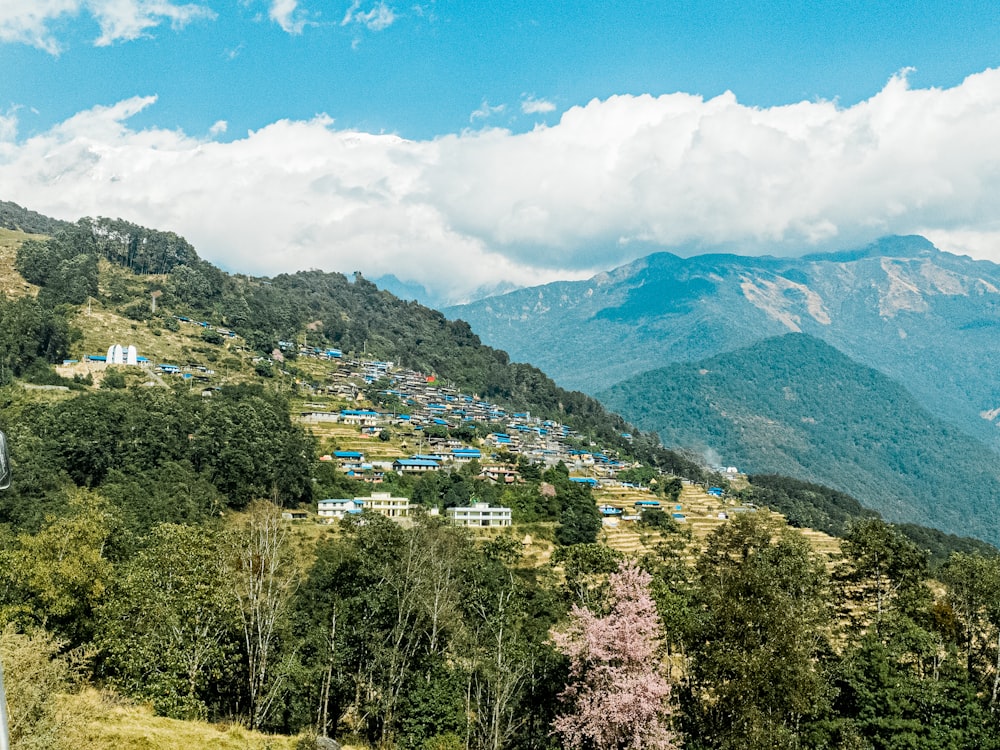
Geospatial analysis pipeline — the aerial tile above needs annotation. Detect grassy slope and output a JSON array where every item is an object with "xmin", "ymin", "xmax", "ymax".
[{"xmin": 54, "ymin": 689, "xmax": 299, "ymax": 750}]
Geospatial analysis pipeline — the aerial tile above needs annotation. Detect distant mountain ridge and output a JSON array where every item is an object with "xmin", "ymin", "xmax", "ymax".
[
  {"xmin": 598, "ymin": 333, "xmax": 1000, "ymax": 545},
  {"xmin": 446, "ymin": 236, "xmax": 1000, "ymax": 450}
]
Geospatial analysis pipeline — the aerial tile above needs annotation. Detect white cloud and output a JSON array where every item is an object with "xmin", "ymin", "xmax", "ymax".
[
  {"xmin": 0, "ymin": 0, "xmax": 214, "ymax": 52},
  {"xmin": 91, "ymin": 0, "xmax": 215, "ymax": 46},
  {"xmin": 521, "ymin": 95, "xmax": 556, "ymax": 115},
  {"xmin": 0, "ymin": 108, "xmax": 19, "ymax": 142},
  {"xmin": 469, "ymin": 100, "xmax": 505, "ymax": 123},
  {"xmin": 268, "ymin": 0, "xmax": 308, "ymax": 33},
  {"xmin": 4, "ymin": 69, "xmax": 1000, "ymax": 304},
  {"xmin": 208, "ymin": 120, "xmax": 228, "ymax": 136},
  {"xmin": 341, "ymin": 0, "xmax": 394, "ymax": 31}
]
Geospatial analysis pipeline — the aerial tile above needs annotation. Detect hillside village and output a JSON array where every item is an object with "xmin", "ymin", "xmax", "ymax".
[{"xmin": 64, "ymin": 314, "xmax": 745, "ymax": 532}]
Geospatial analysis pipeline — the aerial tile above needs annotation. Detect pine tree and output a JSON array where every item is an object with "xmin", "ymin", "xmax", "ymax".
[{"xmin": 552, "ymin": 560, "xmax": 678, "ymax": 750}]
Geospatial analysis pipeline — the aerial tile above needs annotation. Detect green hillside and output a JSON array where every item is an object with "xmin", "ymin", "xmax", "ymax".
[
  {"xmin": 3, "ymin": 215, "xmax": 676, "ymax": 462},
  {"xmin": 599, "ymin": 333, "xmax": 1000, "ymax": 544},
  {"xmin": 0, "ymin": 199, "xmax": 72, "ymax": 235}
]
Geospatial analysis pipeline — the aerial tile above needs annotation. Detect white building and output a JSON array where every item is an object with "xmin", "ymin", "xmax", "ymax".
[
  {"xmin": 363, "ymin": 492, "xmax": 412, "ymax": 518},
  {"xmin": 317, "ymin": 498, "xmax": 364, "ymax": 521},
  {"xmin": 446, "ymin": 502, "xmax": 512, "ymax": 528},
  {"xmin": 106, "ymin": 343, "xmax": 139, "ymax": 365}
]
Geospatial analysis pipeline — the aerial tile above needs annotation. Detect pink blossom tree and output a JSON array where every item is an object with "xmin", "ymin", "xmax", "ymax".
[{"xmin": 552, "ymin": 560, "xmax": 678, "ymax": 750}]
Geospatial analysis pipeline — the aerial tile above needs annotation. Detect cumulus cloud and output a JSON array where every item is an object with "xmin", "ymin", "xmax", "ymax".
[
  {"xmin": 0, "ymin": 0, "xmax": 214, "ymax": 52},
  {"xmin": 3, "ymin": 69, "xmax": 1000, "ymax": 303},
  {"xmin": 521, "ymin": 95, "xmax": 556, "ymax": 114},
  {"xmin": 341, "ymin": 0, "xmax": 395, "ymax": 31},
  {"xmin": 268, "ymin": 0, "xmax": 315, "ymax": 33}
]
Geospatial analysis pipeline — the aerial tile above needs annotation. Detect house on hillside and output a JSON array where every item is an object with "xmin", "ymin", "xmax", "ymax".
[
  {"xmin": 344, "ymin": 465, "xmax": 385, "ymax": 483},
  {"xmin": 479, "ymin": 464, "xmax": 519, "ymax": 484},
  {"xmin": 318, "ymin": 498, "xmax": 364, "ymax": 521},
  {"xmin": 363, "ymin": 492, "xmax": 412, "ymax": 518},
  {"xmin": 340, "ymin": 409, "xmax": 381, "ymax": 427},
  {"xmin": 393, "ymin": 458, "xmax": 440, "ymax": 474},
  {"xmin": 450, "ymin": 447, "xmax": 482, "ymax": 463},
  {"xmin": 446, "ymin": 502, "xmax": 512, "ymax": 528}
]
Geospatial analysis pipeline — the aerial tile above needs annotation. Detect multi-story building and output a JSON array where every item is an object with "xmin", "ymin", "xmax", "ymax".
[{"xmin": 446, "ymin": 502, "xmax": 512, "ymax": 528}]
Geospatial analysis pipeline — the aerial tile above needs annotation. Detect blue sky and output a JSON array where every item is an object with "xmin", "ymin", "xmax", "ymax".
[{"xmin": 2, "ymin": 1, "xmax": 1000, "ymax": 302}]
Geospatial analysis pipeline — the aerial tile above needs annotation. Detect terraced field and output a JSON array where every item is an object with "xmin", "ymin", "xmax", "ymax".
[{"xmin": 595, "ymin": 482, "xmax": 842, "ymax": 562}]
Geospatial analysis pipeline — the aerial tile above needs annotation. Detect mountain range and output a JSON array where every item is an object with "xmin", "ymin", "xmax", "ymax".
[{"xmin": 446, "ymin": 236, "xmax": 1000, "ymax": 452}]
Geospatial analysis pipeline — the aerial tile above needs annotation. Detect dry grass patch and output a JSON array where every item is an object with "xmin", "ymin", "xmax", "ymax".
[
  {"xmin": 54, "ymin": 689, "xmax": 299, "ymax": 750},
  {"xmin": 0, "ymin": 227, "xmax": 40, "ymax": 298}
]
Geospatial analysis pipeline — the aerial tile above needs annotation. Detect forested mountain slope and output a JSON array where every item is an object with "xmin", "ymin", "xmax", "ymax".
[
  {"xmin": 3, "ymin": 215, "xmax": 643, "ymax": 451},
  {"xmin": 447, "ymin": 236, "xmax": 1000, "ymax": 450},
  {"xmin": 599, "ymin": 333, "xmax": 1000, "ymax": 544}
]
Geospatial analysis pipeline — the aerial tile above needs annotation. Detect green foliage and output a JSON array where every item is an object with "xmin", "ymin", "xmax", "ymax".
[
  {"xmin": 0, "ymin": 294, "xmax": 76, "ymax": 383},
  {"xmin": 189, "ymin": 386, "xmax": 316, "ymax": 508},
  {"xmin": 684, "ymin": 515, "xmax": 833, "ymax": 749},
  {"xmin": 410, "ymin": 470, "xmax": 501, "ymax": 510},
  {"xmin": 545, "ymin": 467, "xmax": 600, "ymax": 546},
  {"xmin": 9, "ymin": 492, "xmax": 119, "ymax": 646},
  {"xmin": 639, "ymin": 509, "xmax": 674, "ymax": 529},
  {"xmin": 96, "ymin": 523, "xmax": 239, "ymax": 720},
  {"xmin": 15, "ymin": 226, "xmax": 99, "ymax": 304},
  {"xmin": 838, "ymin": 518, "xmax": 930, "ymax": 628},
  {"xmin": 1, "ymin": 385, "xmax": 314, "ymax": 514},
  {"xmin": 87, "ymin": 216, "xmax": 201, "ymax": 275},
  {"xmin": 618, "ymin": 466, "xmax": 657, "ymax": 487},
  {"xmin": 99, "ymin": 461, "xmax": 225, "ymax": 537},
  {"xmin": 201, "ymin": 328, "xmax": 225, "ymax": 345},
  {"xmin": 100, "ymin": 368, "xmax": 127, "ymax": 389},
  {"xmin": 742, "ymin": 474, "xmax": 876, "ymax": 537},
  {"xmin": 0, "ymin": 625, "xmax": 76, "ymax": 750},
  {"xmin": 552, "ymin": 543, "xmax": 623, "ymax": 608}
]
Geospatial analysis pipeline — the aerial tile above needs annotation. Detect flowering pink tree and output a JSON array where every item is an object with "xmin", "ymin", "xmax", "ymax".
[{"xmin": 552, "ymin": 560, "xmax": 678, "ymax": 750}]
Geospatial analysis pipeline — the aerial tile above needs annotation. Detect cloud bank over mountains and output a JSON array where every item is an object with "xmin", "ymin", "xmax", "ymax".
[{"xmin": 2, "ymin": 68, "xmax": 1000, "ymax": 303}]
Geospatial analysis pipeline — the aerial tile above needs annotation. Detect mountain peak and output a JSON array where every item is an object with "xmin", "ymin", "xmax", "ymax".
[{"xmin": 800, "ymin": 235, "xmax": 937, "ymax": 263}]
